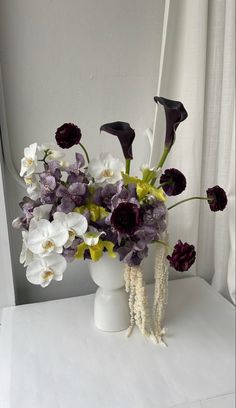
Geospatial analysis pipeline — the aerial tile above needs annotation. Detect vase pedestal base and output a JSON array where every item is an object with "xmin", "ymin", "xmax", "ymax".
[
  {"xmin": 89, "ymin": 255, "xmax": 130, "ymax": 332},
  {"xmin": 94, "ymin": 287, "xmax": 130, "ymax": 332}
]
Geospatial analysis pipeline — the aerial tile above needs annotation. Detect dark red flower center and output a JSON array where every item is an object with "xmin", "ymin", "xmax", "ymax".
[{"xmin": 111, "ymin": 202, "xmax": 142, "ymax": 235}]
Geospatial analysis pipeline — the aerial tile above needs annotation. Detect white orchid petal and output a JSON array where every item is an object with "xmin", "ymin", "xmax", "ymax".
[
  {"xmin": 33, "ymin": 204, "xmax": 53, "ymax": 221},
  {"xmin": 26, "ymin": 254, "xmax": 67, "ymax": 287},
  {"xmin": 66, "ymin": 213, "xmax": 88, "ymax": 236},
  {"xmin": 49, "ymin": 221, "xmax": 69, "ymax": 246},
  {"xmin": 88, "ymin": 152, "xmax": 124, "ymax": 184},
  {"xmin": 53, "ymin": 212, "xmax": 88, "ymax": 237}
]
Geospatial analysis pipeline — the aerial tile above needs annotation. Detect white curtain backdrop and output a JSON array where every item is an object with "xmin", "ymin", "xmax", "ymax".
[{"xmin": 151, "ymin": 0, "xmax": 235, "ymax": 302}]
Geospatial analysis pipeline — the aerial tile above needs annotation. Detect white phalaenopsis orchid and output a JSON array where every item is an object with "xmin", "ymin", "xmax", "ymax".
[
  {"xmin": 20, "ymin": 143, "xmax": 38, "ymax": 177},
  {"xmin": 20, "ymin": 231, "xmax": 35, "ymax": 267},
  {"xmin": 27, "ymin": 219, "xmax": 69, "ymax": 256},
  {"xmin": 33, "ymin": 204, "xmax": 53, "ymax": 221},
  {"xmin": 88, "ymin": 152, "xmax": 124, "ymax": 184},
  {"xmin": 53, "ymin": 212, "xmax": 88, "ymax": 248},
  {"xmin": 26, "ymin": 254, "xmax": 67, "ymax": 287}
]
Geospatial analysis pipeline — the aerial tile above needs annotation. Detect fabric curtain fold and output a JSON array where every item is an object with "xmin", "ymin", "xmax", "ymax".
[{"xmin": 151, "ymin": 0, "xmax": 235, "ymax": 302}]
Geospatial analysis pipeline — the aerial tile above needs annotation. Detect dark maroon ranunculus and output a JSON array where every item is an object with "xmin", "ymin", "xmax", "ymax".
[
  {"xmin": 55, "ymin": 123, "xmax": 82, "ymax": 149},
  {"xmin": 160, "ymin": 168, "xmax": 186, "ymax": 196},
  {"xmin": 100, "ymin": 121, "xmax": 135, "ymax": 160},
  {"xmin": 167, "ymin": 240, "xmax": 196, "ymax": 272},
  {"xmin": 206, "ymin": 185, "xmax": 228, "ymax": 212},
  {"xmin": 111, "ymin": 202, "xmax": 142, "ymax": 234},
  {"xmin": 154, "ymin": 97, "xmax": 188, "ymax": 149}
]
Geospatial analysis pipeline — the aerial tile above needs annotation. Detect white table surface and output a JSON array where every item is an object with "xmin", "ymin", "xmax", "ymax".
[{"xmin": 0, "ymin": 277, "xmax": 235, "ymax": 408}]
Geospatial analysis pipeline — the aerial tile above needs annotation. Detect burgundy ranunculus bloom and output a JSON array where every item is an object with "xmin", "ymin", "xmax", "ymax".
[
  {"xmin": 154, "ymin": 96, "xmax": 188, "ymax": 149},
  {"xmin": 167, "ymin": 240, "xmax": 196, "ymax": 272},
  {"xmin": 100, "ymin": 121, "xmax": 135, "ymax": 160},
  {"xmin": 206, "ymin": 185, "xmax": 228, "ymax": 212},
  {"xmin": 55, "ymin": 123, "xmax": 82, "ymax": 149},
  {"xmin": 111, "ymin": 202, "xmax": 142, "ymax": 234},
  {"xmin": 160, "ymin": 168, "xmax": 186, "ymax": 196}
]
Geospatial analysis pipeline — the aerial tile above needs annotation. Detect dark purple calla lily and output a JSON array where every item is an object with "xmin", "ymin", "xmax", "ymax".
[
  {"xmin": 154, "ymin": 97, "xmax": 188, "ymax": 149},
  {"xmin": 100, "ymin": 121, "xmax": 135, "ymax": 160}
]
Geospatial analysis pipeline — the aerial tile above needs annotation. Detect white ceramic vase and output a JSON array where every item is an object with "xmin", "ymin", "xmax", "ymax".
[{"xmin": 89, "ymin": 255, "xmax": 130, "ymax": 332}]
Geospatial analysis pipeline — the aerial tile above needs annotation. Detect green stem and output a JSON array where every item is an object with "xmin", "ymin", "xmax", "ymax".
[
  {"xmin": 157, "ymin": 147, "xmax": 170, "ymax": 169},
  {"xmin": 126, "ymin": 159, "xmax": 131, "ymax": 175},
  {"xmin": 79, "ymin": 142, "xmax": 90, "ymax": 164},
  {"xmin": 156, "ymin": 181, "xmax": 173, "ymax": 189},
  {"xmin": 156, "ymin": 240, "xmax": 171, "ymax": 250},
  {"xmin": 168, "ymin": 196, "xmax": 210, "ymax": 210},
  {"xmin": 150, "ymin": 147, "xmax": 170, "ymax": 186}
]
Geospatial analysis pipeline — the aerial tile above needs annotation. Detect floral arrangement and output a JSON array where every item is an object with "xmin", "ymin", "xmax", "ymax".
[{"xmin": 13, "ymin": 97, "xmax": 227, "ymax": 343}]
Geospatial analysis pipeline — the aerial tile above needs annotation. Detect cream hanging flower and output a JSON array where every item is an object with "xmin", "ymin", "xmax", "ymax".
[{"xmin": 26, "ymin": 254, "xmax": 67, "ymax": 287}]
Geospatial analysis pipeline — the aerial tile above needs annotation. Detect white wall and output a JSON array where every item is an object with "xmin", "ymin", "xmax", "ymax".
[
  {"xmin": 0, "ymin": 0, "xmax": 165, "ymax": 304},
  {"xmin": 0, "ymin": 143, "xmax": 15, "ymax": 315}
]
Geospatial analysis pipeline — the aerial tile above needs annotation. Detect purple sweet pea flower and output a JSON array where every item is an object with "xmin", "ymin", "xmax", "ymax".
[
  {"xmin": 206, "ymin": 185, "xmax": 228, "ymax": 212},
  {"xmin": 167, "ymin": 240, "xmax": 196, "ymax": 272},
  {"xmin": 18, "ymin": 197, "xmax": 41, "ymax": 228},
  {"xmin": 154, "ymin": 97, "xmax": 188, "ymax": 149},
  {"xmin": 160, "ymin": 168, "xmax": 186, "ymax": 196},
  {"xmin": 62, "ymin": 238, "xmax": 83, "ymax": 262},
  {"xmin": 55, "ymin": 123, "xmax": 82, "ymax": 149},
  {"xmin": 100, "ymin": 121, "xmax": 135, "ymax": 160},
  {"xmin": 40, "ymin": 173, "xmax": 57, "ymax": 195},
  {"xmin": 46, "ymin": 160, "xmax": 62, "ymax": 181}
]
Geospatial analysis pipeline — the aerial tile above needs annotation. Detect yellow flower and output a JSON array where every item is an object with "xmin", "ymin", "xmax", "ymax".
[
  {"xmin": 75, "ymin": 240, "xmax": 116, "ymax": 262},
  {"xmin": 122, "ymin": 172, "xmax": 166, "ymax": 202},
  {"xmin": 74, "ymin": 204, "xmax": 109, "ymax": 222}
]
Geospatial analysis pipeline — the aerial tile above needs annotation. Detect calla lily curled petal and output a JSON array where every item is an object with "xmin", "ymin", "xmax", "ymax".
[
  {"xmin": 154, "ymin": 96, "xmax": 188, "ymax": 149},
  {"xmin": 100, "ymin": 121, "xmax": 135, "ymax": 160}
]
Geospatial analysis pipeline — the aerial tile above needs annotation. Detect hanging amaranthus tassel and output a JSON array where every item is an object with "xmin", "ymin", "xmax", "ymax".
[
  {"xmin": 124, "ymin": 232, "xmax": 169, "ymax": 345},
  {"xmin": 124, "ymin": 264, "xmax": 152, "ymax": 338},
  {"xmin": 152, "ymin": 232, "xmax": 169, "ymax": 346}
]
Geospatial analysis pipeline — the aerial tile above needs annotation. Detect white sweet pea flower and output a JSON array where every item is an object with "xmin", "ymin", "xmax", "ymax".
[
  {"xmin": 33, "ymin": 204, "xmax": 53, "ymax": 221},
  {"xmin": 12, "ymin": 217, "xmax": 22, "ymax": 229},
  {"xmin": 27, "ymin": 219, "xmax": 69, "ymax": 256},
  {"xmin": 26, "ymin": 179, "xmax": 41, "ymax": 200},
  {"xmin": 59, "ymin": 160, "xmax": 70, "ymax": 170},
  {"xmin": 20, "ymin": 143, "xmax": 38, "ymax": 177},
  {"xmin": 26, "ymin": 254, "xmax": 67, "ymax": 287},
  {"xmin": 38, "ymin": 143, "xmax": 65, "ymax": 161},
  {"xmin": 20, "ymin": 231, "xmax": 35, "ymax": 267},
  {"xmin": 88, "ymin": 152, "xmax": 124, "ymax": 184},
  {"xmin": 53, "ymin": 212, "xmax": 88, "ymax": 248}
]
